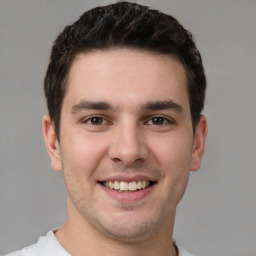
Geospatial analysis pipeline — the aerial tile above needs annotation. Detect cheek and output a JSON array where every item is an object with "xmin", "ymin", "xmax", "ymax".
[
  {"xmin": 152, "ymin": 134, "xmax": 193, "ymax": 171},
  {"xmin": 157, "ymin": 136, "xmax": 192, "ymax": 204},
  {"xmin": 60, "ymin": 133, "xmax": 108, "ymax": 176}
]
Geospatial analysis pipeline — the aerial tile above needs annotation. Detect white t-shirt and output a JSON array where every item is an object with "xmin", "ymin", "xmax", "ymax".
[{"xmin": 5, "ymin": 230, "xmax": 194, "ymax": 256}]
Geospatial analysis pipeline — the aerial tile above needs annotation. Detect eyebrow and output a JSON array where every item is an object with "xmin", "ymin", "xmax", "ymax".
[
  {"xmin": 71, "ymin": 100, "xmax": 113, "ymax": 113},
  {"xmin": 142, "ymin": 100, "xmax": 183, "ymax": 112},
  {"xmin": 71, "ymin": 100, "xmax": 183, "ymax": 113}
]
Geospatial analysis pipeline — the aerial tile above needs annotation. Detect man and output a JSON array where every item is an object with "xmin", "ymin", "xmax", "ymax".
[{"xmin": 6, "ymin": 1, "xmax": 207, "ymax": 256}]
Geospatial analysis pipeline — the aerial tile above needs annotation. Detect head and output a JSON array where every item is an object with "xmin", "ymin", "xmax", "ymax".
[
  {"xmin": 44, "ymin": 1, "xmax": 206, "ymax": 140},
  {"xmin": 43, "ymin": 1, "xmax": 208, "ymax": 246}
]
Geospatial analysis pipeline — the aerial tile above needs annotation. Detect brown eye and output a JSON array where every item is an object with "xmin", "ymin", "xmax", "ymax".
[
  {"xmin": 90, "ymin": 117, "xmax": 104, "ymax": 125},
  {"xmin": 82, "ymin": 116, "xmax": 107, "ymax": 126},
  {"xmin": 81, "ymin": 115, "xmax": 111, "ymax": 131},
  {"xmin": 145, "ymin": 116, "xmax": 174, "ymax": 126},
  {"xmin": 152, "ymin": 117, "xmax": 165, "ymax": 125}
]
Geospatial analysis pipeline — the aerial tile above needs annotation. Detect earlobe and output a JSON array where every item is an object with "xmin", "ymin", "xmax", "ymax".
[
  {"xmin": 190, "ymin": 115, "xmax": 208, "ymax": 172},
  {"xmin": 42, "ymin": 114, "xmax": 62, "ymax": 172}
]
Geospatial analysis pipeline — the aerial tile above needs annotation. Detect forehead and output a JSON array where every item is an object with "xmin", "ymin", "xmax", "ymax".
[{"xmin": 65, "ymin": 48, "xmax": 189, "ymax": 111}]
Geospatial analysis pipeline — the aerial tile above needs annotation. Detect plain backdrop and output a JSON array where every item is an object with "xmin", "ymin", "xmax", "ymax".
[{"xmin": 0, "ymin": 1, "xmax": 256, "ymax": 255}]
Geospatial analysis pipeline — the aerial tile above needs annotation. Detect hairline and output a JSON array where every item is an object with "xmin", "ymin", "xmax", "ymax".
[{"xmin": 53, "ymin": 46, "xmax": 196, "ymax": 141}]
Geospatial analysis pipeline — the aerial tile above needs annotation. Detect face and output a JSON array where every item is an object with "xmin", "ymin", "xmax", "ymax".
[{"xmin": 43, "ymin": 49, "xmax": 207, "ymax": 242}]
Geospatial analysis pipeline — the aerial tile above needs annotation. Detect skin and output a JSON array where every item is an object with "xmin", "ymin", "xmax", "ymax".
[{"xmin": 43, "ymin": 48, "xmax": 207, "ymax": 256}]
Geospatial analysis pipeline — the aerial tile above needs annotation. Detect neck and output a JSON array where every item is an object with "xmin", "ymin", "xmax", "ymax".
[{"xmin": 55, "ymin": 200, "xmax": 178, "ymax": 256}]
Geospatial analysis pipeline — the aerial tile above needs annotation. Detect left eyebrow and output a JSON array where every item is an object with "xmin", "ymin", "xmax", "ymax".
[{"xmin": 142, "ymin": 100, "xmax": 183, "ymax": 112}]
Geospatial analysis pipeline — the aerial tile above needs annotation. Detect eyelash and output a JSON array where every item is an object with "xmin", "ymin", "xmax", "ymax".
[
  {"xmin": 145, "ymin": 116, "xmax": 175, "ymax": 125},
  {"xmin": 81, "ymin": 115, "xmax": 175, "ymax": 126},
  {"xmin": 82, "ymin": 116, "xmax": 109, "ymax": 125}
]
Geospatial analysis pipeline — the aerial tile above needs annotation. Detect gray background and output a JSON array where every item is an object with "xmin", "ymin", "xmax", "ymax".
[{"xmin": 0, "ymin": 0, "xmax": 255, "ymax": 255}]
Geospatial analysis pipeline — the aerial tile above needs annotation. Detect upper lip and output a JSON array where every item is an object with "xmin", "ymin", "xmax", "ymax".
[{"xmin": 98, "ymin": 175, "xmax": 157, "ymax": 183}]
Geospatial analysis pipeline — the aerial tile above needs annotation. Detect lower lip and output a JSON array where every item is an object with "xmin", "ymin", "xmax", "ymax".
[{"xmin": 99, "ymin": 183, "xmax": 155, "ymax": 202}]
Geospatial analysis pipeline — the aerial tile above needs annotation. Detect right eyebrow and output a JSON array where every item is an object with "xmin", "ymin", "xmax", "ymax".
[{"xmin": 71, "ymin": 100, "xmax": 113, "ymax": 114}]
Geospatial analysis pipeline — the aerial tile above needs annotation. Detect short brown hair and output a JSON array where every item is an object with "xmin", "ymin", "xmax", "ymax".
[{"xmin": 44, "ymin": 1, "xmax": 206, "ymax": 140}]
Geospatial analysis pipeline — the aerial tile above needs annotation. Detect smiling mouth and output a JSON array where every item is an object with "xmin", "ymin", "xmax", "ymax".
[{"xmin": 99, "ymin": 180, "xmax": 156, "ymax": 192}]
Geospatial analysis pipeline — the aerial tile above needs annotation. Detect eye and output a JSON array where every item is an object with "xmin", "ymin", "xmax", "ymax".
[
  {"xmin": 146, "ymin": 116, "xmax": 174, "ymax": 125},
  {"xmin": 83, "ymin": 116, "xmax": 108, "ymax": 125},
  {"xmin": 151, "ymin": 117, "xmax": 166, "ymax": 125}
]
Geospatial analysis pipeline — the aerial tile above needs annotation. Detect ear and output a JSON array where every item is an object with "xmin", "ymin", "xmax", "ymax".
[
  {"xmin": 42, "ymin": 114, "xmax": 62, "ymax": 172},
  {"xmin": 190, "ymin": 115, "xmax": 208, "ymax": 172}
]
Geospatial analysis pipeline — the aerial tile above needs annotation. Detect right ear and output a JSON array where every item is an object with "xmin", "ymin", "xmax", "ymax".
[{"xmin": 42, "ymin": 114, "xmax": 62, "ymax": 172}]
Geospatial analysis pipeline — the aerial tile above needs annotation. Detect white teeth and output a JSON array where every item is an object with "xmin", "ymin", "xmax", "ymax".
[
  {"xmin": 128, "ymin": 181, "xmax": 137, "ymax": 191},
  {"xmin": 103, "ymin": 180, "xmax": 152, "ymax": 191},
  {"xmin": 120, "ymin": 181, "xmax": 129, "ymax": 191},
  {"xmin": 109, "ymin": 181, "xmax": 114, "ymax": 189},
  {"xmin": 114, "ymin": 181, "xmax": 120, "ymax": 190}
]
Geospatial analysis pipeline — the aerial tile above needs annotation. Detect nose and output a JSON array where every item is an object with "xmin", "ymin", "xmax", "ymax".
[{"xmin": 108, "ymin": 121, "xmax": 149, "ymax": 167}]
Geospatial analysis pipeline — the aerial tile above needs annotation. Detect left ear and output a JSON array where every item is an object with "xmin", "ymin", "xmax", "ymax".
[{"xmin": 190, "ymin": 115, "xmax": 208, "ymax": 172}]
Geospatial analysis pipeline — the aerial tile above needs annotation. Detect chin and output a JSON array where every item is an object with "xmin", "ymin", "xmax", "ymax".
[{"xmin": 95, "ymin": 212, "xmax": 165, "ymax": 242}]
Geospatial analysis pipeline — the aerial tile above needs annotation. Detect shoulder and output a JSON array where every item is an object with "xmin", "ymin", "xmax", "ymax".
[
  {"xmin": 4, "ymin": 230, "xmax": 70, "ymax": 256},
  {"xmin": 4, "ymin": 243, "xmax": 40, "ymax": 256},
  {"xmin": 175, "ymin": 241, "xmax": 195, "ymax": 256},
  {"xmin": 178, "ymin": 247, "xmax": 194, "ymax": 256}
]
